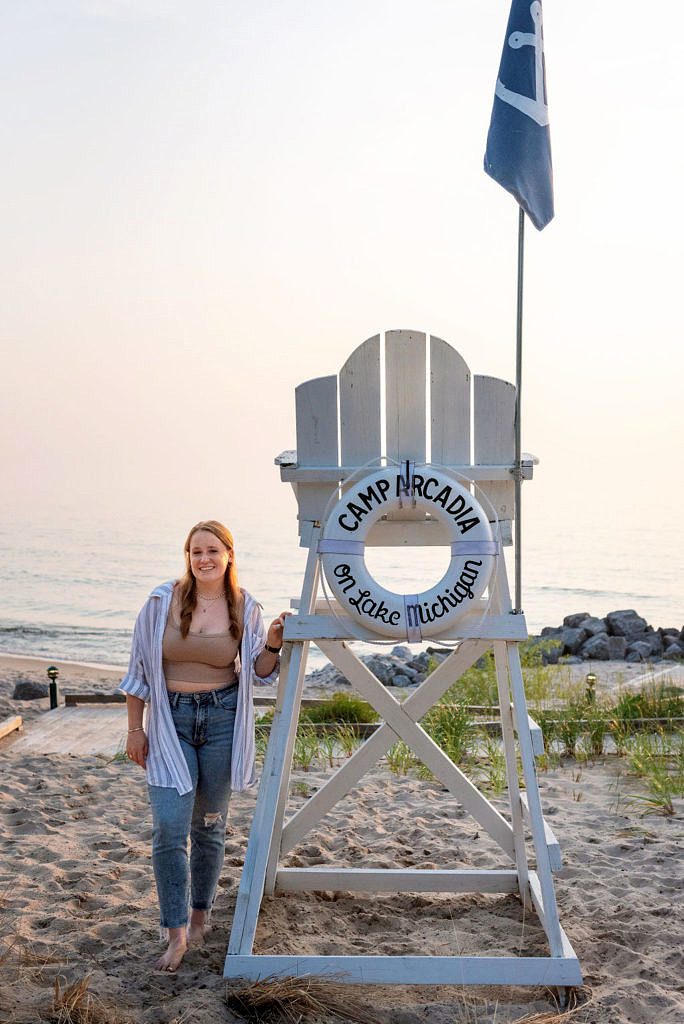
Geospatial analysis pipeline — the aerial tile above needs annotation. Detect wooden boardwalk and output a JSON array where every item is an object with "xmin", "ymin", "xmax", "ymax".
[{"xmin": 10, "ymin": 705, "xmax": 128, "ymax": 757}]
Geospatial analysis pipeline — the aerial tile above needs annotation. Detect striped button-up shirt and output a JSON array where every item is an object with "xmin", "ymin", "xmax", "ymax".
[{"xmin": 119, "ymin": 581, "xmax": 278, "ymax": 795}]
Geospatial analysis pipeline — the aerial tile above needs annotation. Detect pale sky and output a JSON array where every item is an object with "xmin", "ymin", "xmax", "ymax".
[{"xmin": 2, "ymin": 1, "xmax": 683, "ymax": 543}]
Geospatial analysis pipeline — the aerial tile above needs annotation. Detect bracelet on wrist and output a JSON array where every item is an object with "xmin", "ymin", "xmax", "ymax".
[
  {"xmin": 264, "ymin": 643, "xmax": 282, "ymax": 655},
  {"xmin": 128, "ymin": 727, "xmax": 145, "ymax": 733}
]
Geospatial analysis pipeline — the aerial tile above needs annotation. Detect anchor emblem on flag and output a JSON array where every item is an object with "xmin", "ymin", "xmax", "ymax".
[{"xmin": 494, "ymin": 1, "xmax": 549, "ymax": 126}]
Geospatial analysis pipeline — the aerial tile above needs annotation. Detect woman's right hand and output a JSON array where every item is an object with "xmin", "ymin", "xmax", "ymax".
[{"xmin": 126, "ymin": 730, "xmax": 148, "ymax": 769}]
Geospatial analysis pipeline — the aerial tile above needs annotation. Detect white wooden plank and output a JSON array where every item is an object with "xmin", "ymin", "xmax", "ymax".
[
  {"xmin": 67, "ymin": 710, "xmax": 127, "ymax": 754},
  {"xmin": 295, "ymin": 376, "xmax": 339, "ymax": 539},
  {"xmin": 228, "ymin": 535, "xmax": 322, "ymax": 955},
  {"xmin": 492, "ymin": 642, "xmax": 530, "ymax": 906},
  {"xmin": 473, "ymin": 374, "xmax": 516, "ymax": 525},
  {"xmin": 527, "ymin": 714, "xmax": 545, "ymax": 757},
  {"xmin": 430, "ymin": 335, "xmax": 471, "ymax": 464},
  {"xmin": 282, "ymin": 612, "xmax": 528, "ymax": 643},
  {"xmin": 318, "ymin": 641, "xmax": 515, "ymax": 860},
  {"xmin": 339, "ymin": 334, "xmax": 381, "ymax": 464},
  {"xmin": 230, "ymin": 650, "xmax": 306, "ymax": 949},
  {"xmin": 491, "ymin": 532, "xmax": 514, "ymax": 615},
  {"xmin": 275, "ymin": 868, "xmax": 519, "ymax": 893},
  {"xmin": 224, "ymin": 954, "xmax": 583, "ymax": 986},
  {"xmin": 16, "ymin": 706, "xmax": 79, "ymax": 751},
  {"xmin": 280, "ymin": 641, "xmax": 491, "ymax": 854},
  {"xmin": 510, "ymin": 703, "xmax": 545, "ymax": 757},
  {"xmin": 263, "ymin": 643, "xmax": 308, "ymax": 895},
  {"xmin": 528, "ymin": 873, "xmax": 579, "ymax": 963},
  {"xmin": 365, "ymin": 517, "xmax": 509, "ymax": 546},
  {"xmin": 520, "ymin": 795, "xmax": 562, "ymax": 872},
  {"xmin": 279, "ymin": 464, "xmax": 532, "ymax": 483},
  {"xmin": 385, "ymin": 330, "xmax": 426, "ymax": 462},
  {"xmin": 0, "ymin": 715, "xmax": 23, "ymax": 740},
  {"xmin": 16, "ymin": 706, "xmax": 127, "ymax": 755},
  {"xmin": 296, "ymin": 376, "xmax": 339, "ymax": 465},
  {"xmin": 505, "ymin": 644, "xmax": 564, "ymax": 957},
  {"xmin": 498, "ymin": 520, "xmax": 513, "ymax": 547}
]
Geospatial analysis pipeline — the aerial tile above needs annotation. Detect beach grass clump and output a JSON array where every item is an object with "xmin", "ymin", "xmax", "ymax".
[
  {"xmin": 257, "ymin": 706, "xmax": 369, "ymax": 769},
  {"xmin": 226, "ymin": 973, "xmax": 381, "ymax": 1024},
  {"xmin": 300, "ymin": 691, "xmax": 379, "ymax": 724},
  {"xmin": 533, "ymin": 708, "xmax": 558, "ymax": 751},
  {"xmin": 318, "ymin": 729, "xmax": 338, "ymax": 768},
  {"xmin": 610, "ymin": 715, "xmax": 635, "ymax": 756},
  {"xmin": 555, "ymin": 701, "xmax": 586, "ymax": 758},
  {"xmin": 255, "ymin": 727, "xmax": 270, "ymax": 760},
  {"xmin": 335, "ymin": 723, "xmax": 362, "ymax": 757},
  {"xmin": 477, "ymin": 732, "xmax": 507, "ymax": 795},
  {"xmin": 624, "ymin": 729, "xmax": 684, "ymax": 816},
  {"xmin": 583, "ymin": 699, "xmax": 613, "ymax": 756},
  {"xmin": 436, "ymin": 640, "xmax": 570, "ymax": 711},
  {"xmin": 293, "ymin": 726, "xmax": 321, "ymax": 772},
  {"xmin": 385, "ymin": 741, "xmax": 414, "ymax": 775},
  {"xmin": 51, "ymin": 975, "xmax": 131, "ymax": 1024},
  {"xmin": 421, "ymin": 700, "xmax": 472, "ymax": 764},
  {"xmin": 437, "ymin": 649, "xmax": 498, "ymax": 708},
  {"xmin": 613, "ymin": 681, "xmax": 684, "ymax": 723}
]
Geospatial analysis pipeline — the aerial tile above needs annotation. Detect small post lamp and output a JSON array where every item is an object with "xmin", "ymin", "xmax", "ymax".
[
  {"xmin": 585, "ymin": 671, "xmax": 597, "ymax": 705},
  {"xmin": 47, "ymin": 665, "xmax": 60, "ymax": 710}
]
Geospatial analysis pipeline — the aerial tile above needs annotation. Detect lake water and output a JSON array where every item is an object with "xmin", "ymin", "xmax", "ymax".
[{"xmin": 0, "ymin": 508, "xmax": 681, "ymax": 672}]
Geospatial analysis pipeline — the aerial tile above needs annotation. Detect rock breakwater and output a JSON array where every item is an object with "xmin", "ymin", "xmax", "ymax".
[
  {"xmin": 304, "ymin": 610, "xmax": 683, "ymax": 688},
  {"xmin": 535, "ymin": 608, "xmax": 684, "ymax": 664}
]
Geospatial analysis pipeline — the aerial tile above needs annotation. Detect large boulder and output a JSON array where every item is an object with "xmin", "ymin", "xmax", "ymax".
[
  {"xmin": 606, "ymin": 610, "xmax": 648, "ymax": 639},
  {"xmin": 643, "ymin": 631, "xmax": 663, "ymax": 657},
  {"xmin": 396, "ymin": 663, "xmax": 419, "ymax": 682},
  {"xmin": 561, "ymin": 627, "xmax": 588, "ymax": 655},
  {"xmin": 391, "ymin": 646, "xmax": 412, "ymax": 660},
  {"xmin": 541, "ymin": 626, "xmax": 562, "ymax": 637},
  {"xmin": 663, "ymin": 641, "xmax": 684, "ymax": 659},
  {"xmin": 362, "ymin": 655, "xmax": 419, "ymax": 685},
  {"xmin": 306, "ymin": 664, "xmax": 350, "ymax": 688},
  {"xmin": 12, "ymin": 680, "xmax": 49, "ymax": 700},
  {"xmin": 580, "ymin": 634, "xmax": 610, "ymax": 660},
  {"xmin": 425, "ymin": 647, "xmax": 450, "ymax": 667},
  {"xmin": 407, "ymin": 652, "xmax": 430, "ymax": 673},
  {"xmin": 607, "ymin": 636, "xmax": 627, "ymax": 660},
  {"xmin": 541, "ymin": 643, "xmax": 563, "ymax": 665},
  {"xmin": 583, "ymin": 616, "xmax": 608, "ymax": 637},
  {"xmin": 625, "ymin": 640, "xmax": 652, "ymax": 662},
  {"xmin": 392, "ymin": 673, "xmax": 413, "ymax": 688},
  {"xmin": 361, "ymin": 655, "xmax": 395, "ymax": 685},
  {"xmin": 563, "ymin": 613, "xmax": 591, "ymax": 629}
]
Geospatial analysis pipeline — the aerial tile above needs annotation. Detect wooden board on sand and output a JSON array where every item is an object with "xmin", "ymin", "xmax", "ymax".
[{"xmin": 9, "ymin": 705, "xmax": 127, "ymax": 756}]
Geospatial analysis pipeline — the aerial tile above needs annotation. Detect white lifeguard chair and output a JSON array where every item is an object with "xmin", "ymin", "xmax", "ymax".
[{"xmin": 225, "ymin": 329, "xmax": 581, "ymax": 990}]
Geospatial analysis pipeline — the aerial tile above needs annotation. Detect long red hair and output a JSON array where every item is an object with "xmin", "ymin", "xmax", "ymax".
[{"xmin": 178, "ymin": 520, "xmax": 243, "ymax": 641}]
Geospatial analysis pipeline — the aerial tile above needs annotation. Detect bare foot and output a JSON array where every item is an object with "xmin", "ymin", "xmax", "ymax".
[
  {"xmin": 155, "ymin": 929, "xmax": 187, "ymax": 972},
  {"xmin": 187, "ymin": 908, "xmax": 209, "ymax": 946}
]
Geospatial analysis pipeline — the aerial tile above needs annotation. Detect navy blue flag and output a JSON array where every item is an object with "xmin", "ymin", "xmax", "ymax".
[{"xmin": 484, "ymin": 0, "xmax": 554, "ymax": 230}]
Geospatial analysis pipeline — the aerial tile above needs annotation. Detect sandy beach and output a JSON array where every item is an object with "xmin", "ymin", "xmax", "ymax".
[{"xmin": 1, "ymin": 655, "xmax": 682, "ymax": 1023}]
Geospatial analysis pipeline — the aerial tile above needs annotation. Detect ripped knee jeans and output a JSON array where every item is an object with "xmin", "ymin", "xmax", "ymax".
[{"xmin": 148, "ymin": 684, "xmax": 238, "ymax": 929}]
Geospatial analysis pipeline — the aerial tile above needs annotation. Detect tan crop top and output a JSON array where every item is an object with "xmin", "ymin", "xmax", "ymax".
[{"xmin": 162, "ymin": 611, "xmax": 240, "ymax": 686}]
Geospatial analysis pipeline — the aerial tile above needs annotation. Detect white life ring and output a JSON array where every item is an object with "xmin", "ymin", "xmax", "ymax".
[{"xmin": 319, "ymin": 466, "xmax": 498, "ymax": 640}]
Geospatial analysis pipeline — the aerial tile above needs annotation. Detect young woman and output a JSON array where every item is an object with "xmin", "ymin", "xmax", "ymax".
[{"xmin": 121, "ymin": 520, "xmax": 287, "ymax": 971}]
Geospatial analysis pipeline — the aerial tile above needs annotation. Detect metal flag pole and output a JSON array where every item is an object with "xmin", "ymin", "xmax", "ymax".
[
  {"xmin": 514, "ymin": 206, "xmax": 524, "ymax": 614},
  {"xmin": 484, "ymin": 0, "xmax": 554, "ymax": 613}
]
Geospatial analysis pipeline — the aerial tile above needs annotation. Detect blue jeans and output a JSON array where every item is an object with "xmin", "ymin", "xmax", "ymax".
[{"xmin": 148, "ymin": 684, "xmax": 238, "ymax": 930}]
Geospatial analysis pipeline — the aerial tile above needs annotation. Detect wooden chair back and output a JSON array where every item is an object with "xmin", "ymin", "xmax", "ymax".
[{"xmin": 277, "ymin": 329, "xmax": 527, "ymax": 548}]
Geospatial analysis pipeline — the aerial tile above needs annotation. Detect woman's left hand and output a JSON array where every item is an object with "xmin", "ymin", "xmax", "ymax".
[{"xmin": 266, "ymin": 611, "xmax": 290, "ymax": 650}]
